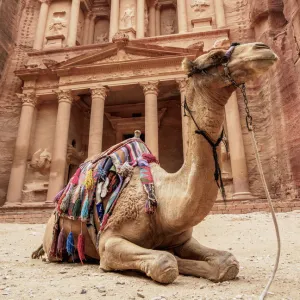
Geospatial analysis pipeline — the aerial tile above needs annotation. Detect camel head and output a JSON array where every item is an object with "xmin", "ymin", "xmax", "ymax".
[{"xmin": 182, "ymin": 42, "xmax": 278, "ymax": 90}]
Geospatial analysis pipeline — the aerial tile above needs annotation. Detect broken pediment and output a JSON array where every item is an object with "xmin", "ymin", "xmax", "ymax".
[{"xmin": 53, "ymin": 41, "xmax": 197, "ymax": 70}]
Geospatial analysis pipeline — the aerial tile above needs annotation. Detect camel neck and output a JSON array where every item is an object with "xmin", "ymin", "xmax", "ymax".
[{"xmin": 160, "ymin": 79, "xmax": 231, "ymax": 233}]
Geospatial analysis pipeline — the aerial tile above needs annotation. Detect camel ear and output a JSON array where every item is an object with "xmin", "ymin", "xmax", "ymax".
[
  {"xmin": 182, "ymin": 57, "xmax": 195, "ymax": 73},
  {"xmin": 194, "ymin": 49, "xmax": 227, "ymax": 71}
]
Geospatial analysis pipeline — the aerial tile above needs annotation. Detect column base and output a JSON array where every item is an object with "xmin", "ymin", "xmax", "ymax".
[{"xmin": 232, "ymin": 192, "xmax": 257, "ymax": 200}]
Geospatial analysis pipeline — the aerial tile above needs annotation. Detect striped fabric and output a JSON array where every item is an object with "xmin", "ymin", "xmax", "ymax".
[{"xmin": 54, "ymin": 137, "xmax": 158, "ymax": 234}]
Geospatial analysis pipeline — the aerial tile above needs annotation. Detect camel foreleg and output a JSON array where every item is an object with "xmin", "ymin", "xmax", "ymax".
[
  {"xmin": 100, "ymin": 237, "xmax": 179, "ymax": 284},
  {"xmin": 174, "ymin": 237, "xmax": 239, "ymax": 282},
  {"xmin": 31, "ymin": 244, "xmax": 45, "ymax": 259}
]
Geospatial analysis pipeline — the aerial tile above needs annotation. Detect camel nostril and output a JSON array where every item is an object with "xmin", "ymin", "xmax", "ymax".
[{"xmin": 254, "ymin": 43, "xmax": 270, "ymax": 50}]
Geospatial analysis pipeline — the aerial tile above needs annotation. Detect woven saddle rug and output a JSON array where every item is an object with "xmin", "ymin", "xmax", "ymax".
[{"xmin": 50, "ymin": 137, "xmax": 158, "ymax": 262}]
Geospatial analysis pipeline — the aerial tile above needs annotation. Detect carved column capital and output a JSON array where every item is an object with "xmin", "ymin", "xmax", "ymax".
[
  {"xmin": 16, "ymin": 92, "xmax": 37, "ymax": 107},
  {"xmin": 87, "ymin": 12, "xmax": 96, "ymax": 20},
  {"xmin": 140, "ymin": 81, "xmax": 159, "ymax": 96},
  {"xmin": 156, "ymin": 3, "xmax": 162, "ymax": 10},
  {"xmin": 176, "ymin": 78, "xmax": 188, "ymax": 93},
  {"xmin": 55, "ymin": 89, "xmax": 73, "ymax": 104},
  {"xmin": 90, "ymin": 86, "xmax": 109, "ymax": 99},
  {"xmin": 38, "ymin": 0, "xmax": 52, "ymax": 5}
]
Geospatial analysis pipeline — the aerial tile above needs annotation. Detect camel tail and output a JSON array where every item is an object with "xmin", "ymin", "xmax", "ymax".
[{"xmin": 31, "ymin": 244, "xmax": 45, "ymax": 259}]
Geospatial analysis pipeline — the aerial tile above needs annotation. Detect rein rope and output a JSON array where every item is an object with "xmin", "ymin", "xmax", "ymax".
[
  {"xmin": 186, "ymin": 42, "xmax": 280, "ymax": 300},
  {"xmin": 183, "ymin": 99, "xmax": 226, "ymax": 201}
]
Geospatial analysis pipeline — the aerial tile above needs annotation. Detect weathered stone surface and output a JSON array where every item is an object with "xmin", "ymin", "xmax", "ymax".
[{"xmin": 0, "ymin": 0, "xmax": 299, "ymax": 207}]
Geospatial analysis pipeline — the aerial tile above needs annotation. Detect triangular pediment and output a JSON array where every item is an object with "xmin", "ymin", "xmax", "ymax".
[{"xmin": 55, "ymin": 41, "xmax": 198, "ymax": 69}]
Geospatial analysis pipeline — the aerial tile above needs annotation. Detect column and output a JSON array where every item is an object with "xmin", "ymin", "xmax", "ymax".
[
  {"xmin": 213, "ymin": 0, "xmax": 226, "ymax": 28},
  {"xmin": 140, "ymin": 81, "xmax": 159, "ymax": 158},
  {"xmin": 67, "ymin": 0, "xmax": 81, "ymax": 47},
  {"xmin": 177, "ymin": 79, "xmax": 189, "ymax": 158},
  {"xmin": 88, "ymin": 86, "xmax": 109, "ymax": 157},
  {"xmin": 155, "ymin": 4, "xmax": 161, "ymax": 36},
  {"xmin": 87, "ymin": 13, "xmax": 96, "ymax": 44},
  {"xmin": 136, "ymin": 0, "xmax": 145, "ymax": 39},
  {"xmin": 109, "ymin": 0, "xmax": 120, "ymax": 41},
  {"xmin": 46, "ymin": 90, "xmax": 73, "ymax": 202},
  {"xmin": 149, "ymin": 2, "xmax": 156, "ymax": 37},
  {"xmin": 33, "ymin": 0, "xmax": 51, "ymax": 50},
  {"xmin": 177, "ymin": 0, "xmax": 188, "ymax": 33},
  {"xmin": 6, "ymin": 93, "xmax": 37, "ymax": 204},
  {"xmin": 83, "ymin": 12, "xmax": 91, "ymax": 45},
  {"xmin": 225, "ymin": 92, "xmax": 254, "ymax": 200}
]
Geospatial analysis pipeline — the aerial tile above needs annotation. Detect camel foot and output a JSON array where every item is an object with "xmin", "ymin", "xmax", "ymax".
[
  {"xmin": 100, "ymin": 237, "xmax": 179, "ymax": 284},
  {"xmin": 31, "ymin": 244, "xmax": 45, "ymax": 259},
  {"xmin": 148, "ymin": 252, "xmax": 179, "ymax": 284},
  {"xmin": 216, "ymin": 253, "xmax": 239, "ymax": 282}
]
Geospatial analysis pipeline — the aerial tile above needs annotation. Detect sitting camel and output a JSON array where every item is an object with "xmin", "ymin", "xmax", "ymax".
[{"xmin": 33, "ymin": 42, "xmax": 277, "ymax": 284}]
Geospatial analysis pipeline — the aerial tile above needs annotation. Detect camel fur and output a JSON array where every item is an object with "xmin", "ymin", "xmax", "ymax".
[{"xmin": 34, "ymin": 42, "xmax": 278, "ymax": 284}]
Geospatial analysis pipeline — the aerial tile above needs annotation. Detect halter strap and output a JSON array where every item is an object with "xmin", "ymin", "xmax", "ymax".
[{"xmin": 184, "ymin": 98, "xmax": 226, "ymax": 201}]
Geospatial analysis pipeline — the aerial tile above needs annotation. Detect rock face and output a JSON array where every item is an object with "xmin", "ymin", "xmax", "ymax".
[{"xmin": 0, "ymin": 0, "xmax": 299, "ymax": 207}]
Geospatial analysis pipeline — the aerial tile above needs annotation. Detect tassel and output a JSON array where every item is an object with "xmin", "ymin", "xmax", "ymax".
[
  {"xmin": 60, "ymin": 184, "xmax": 74, "ymax": 213},
  {"xmin": 54, "ymin": 189, "xmax": 64, "ymax": 203},
  {"xmin": 72, "ymin": 197, "xmax": 82, "ymax": 218},
  {"xmin": 142, "ymin": 153, "xmax": 159, "ymax": 164},
  {"xmin": 77, "ymin": 232, "xmax": 86, "ymax": 264},
  {"xmin": 71, "ymin": 168, "xmax": 81, "ymax": 185},
  {"xmin": 80, "ymin": 197, "xmax": 90, "ymax": 220},
  {"xmin": 84, "ymin": 169, "xmax": 94, "ymax": 190},
  {"xmin": 96, "ymin": 202, "xmax": 104, "ymax": 222},
  {"xmin": 100, "ymin": 214, "xmax": 109, "ymax": 231},
  {"xmin": 57, "ymin": 228, "xmax": 66, "ymax": 257},
  {"xmin": 66, "ymin": 231, "xmax": 75, "ymax": 257},
  {"xmin": 145, "ymin": 199, "xmax": 157, "ymax": 214}
]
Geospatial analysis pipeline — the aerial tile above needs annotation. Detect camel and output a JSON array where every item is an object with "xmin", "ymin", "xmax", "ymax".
[{"xmin": 33, "ymin": 42, "xmax": 278, "ymax": 284}]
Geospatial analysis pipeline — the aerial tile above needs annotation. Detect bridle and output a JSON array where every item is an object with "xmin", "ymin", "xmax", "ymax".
[{"xmin": 184, "ymin": 43, "xmax": 252, "ymax": 201}]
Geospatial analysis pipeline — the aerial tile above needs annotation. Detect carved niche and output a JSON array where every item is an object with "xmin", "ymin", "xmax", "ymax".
[{"xmin": 161, "ymin": 4, "xmax": 178, "ymax": 35}]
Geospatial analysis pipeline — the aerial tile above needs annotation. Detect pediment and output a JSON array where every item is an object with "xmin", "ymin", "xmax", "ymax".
[{"xmin": 54, "ymin": 42, "xmax": 198, "ymax": 69}]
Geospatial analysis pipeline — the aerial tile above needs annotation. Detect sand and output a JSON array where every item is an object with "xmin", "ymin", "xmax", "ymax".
[{"xmin": 0, "ymin": 211, "xmax": 299, "ymax": 300}]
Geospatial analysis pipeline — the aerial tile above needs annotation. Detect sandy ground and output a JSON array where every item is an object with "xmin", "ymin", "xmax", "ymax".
[{"xmin": 0, "ymin": 211, "xmax": 299, "ymax": 300}]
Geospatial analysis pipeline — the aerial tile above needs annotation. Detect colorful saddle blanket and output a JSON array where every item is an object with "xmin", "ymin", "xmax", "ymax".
[{"xmin": 54, "ymin": 137, "xmax": 158, "ymax": 231}]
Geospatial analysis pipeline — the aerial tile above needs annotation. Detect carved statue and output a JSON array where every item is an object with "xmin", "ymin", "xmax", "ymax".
[
  {"xmin": 191, "ymin": 0, "xmax": 210, "ymax": 15},
  {"xmin": 48, "ymin": 12, "xmax": 67, "ymax": 35},
  {"xmin": 29, "ymin": 149, "xmax": 52, "ymax": 174},
  {"xmin": 33, "ymin": 42, "xmax": 278, "ymax": 285},
  {"xmin": 95, "ymin": 32, "xmax": 109, "ymax": 43},
  {"xmin": 163, "ymin": 18, "xmax": 175, "ymax": 34},
  {"xmin": 120, "ymin": 5, "xmax": 135, "ymax": 29}
]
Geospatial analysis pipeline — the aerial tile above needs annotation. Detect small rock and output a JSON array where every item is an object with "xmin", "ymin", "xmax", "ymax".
[
  {"xmin": 116, "ymin": 281, "xmax": 125, "ymax": 285},
  {"xmin": 80, "ymin": 289, "xmax": 87, "ymax": 294},
  {"xmin": 137, "ymin": 292, "xmax": 145, "ymax": 298}
]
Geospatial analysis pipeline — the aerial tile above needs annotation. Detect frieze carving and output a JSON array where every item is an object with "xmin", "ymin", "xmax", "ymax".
[
  {"xmin": 176, "ymin": 78, "xmax": 188, "ymax": 93},
  {"xmin": 112, "ymin": 31, "xmax": 130, "ymax": 44},
  {"xmin": 120, "ymin": 5, "xmax": 135, "ymax": 29},
  {"xmin": 48, "ymin": 12, "xmax": 67, "ymax": 35},
  {"xmin": 30, "ymin": 148, "xmax": 52, "ymax": 174},
  {"xmin": 91, "ymin": 86, "xmax": 109, "ymax": 99},
  {"xmin": 144, "ymin": 6, "xmax": 149, "ymax": 35},
  {"xmin": 16, "ymin": 92, "xmax": 37, "ymax": 106},
  {"xmin": 140, "ymin": 81, "xmax": 159, "ymax": 95},
  {"xmin": 190, "ymin": 0, "xmax": 210, "ymax": 15},
  {"xmin": 39, "ymin": 0, "xmax": 52, "ymax": 4},
  {"xmin": 55, "ymin": 89, "xmax": 73, "ymax": 103}
]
